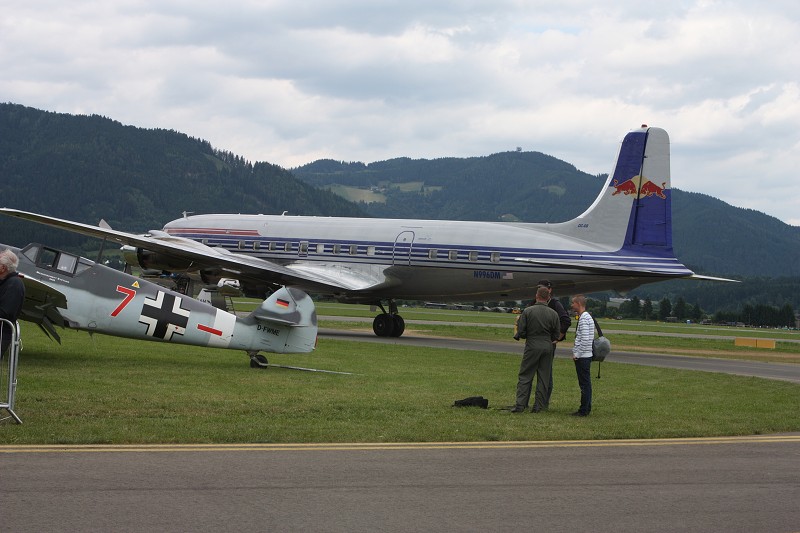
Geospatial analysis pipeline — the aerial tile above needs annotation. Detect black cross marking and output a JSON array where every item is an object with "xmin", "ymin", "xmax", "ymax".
[{"xmin": 139, "ymin": 291, "xmax": 191, "ymax": 341}]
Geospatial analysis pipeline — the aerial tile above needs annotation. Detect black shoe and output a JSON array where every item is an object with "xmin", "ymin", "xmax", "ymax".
[
  {"xmin": 510, "ymin": 406, "xmax": 526, "ymax": 413},
  {"xmin": 571, "ymin": 411, "xmax": 588, "ymax": 417},
  {"xmin": 531, "ymin": 406, "xmax": 543, "ymax": 413}
]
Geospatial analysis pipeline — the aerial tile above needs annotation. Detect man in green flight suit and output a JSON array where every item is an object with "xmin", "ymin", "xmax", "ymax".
[{"xmin": 511, "ymin": 285, "xmax": 561, "ymax": 413}]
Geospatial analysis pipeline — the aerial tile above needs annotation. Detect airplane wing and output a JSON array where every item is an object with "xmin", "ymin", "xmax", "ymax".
[
  {"xmin": 18, "ymin": 275, "xmax": 68, "ymax": 342},
  {"xmin": 1, "ymin": 208, "xmax": 388, "ymax": 293},
  {"xmin": 513, "ymin": 257, "xmax": 739, "ymax": 282}
]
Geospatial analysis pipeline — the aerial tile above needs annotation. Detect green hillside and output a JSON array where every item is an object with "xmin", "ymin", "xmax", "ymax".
[
  {"xmin": 0, "ymin": 103, "xmax": 366, "ymax": 248},
  {"xmin": 293, "ymin": 157, "xmax": 800, "ymax": 279},
  {"xmin": 294, "ymin": 153, "xmax": 599, "ymax": 223},
  {"xmin": 1, "ymin": 103, "xmax": 798, "ymax": 313}
]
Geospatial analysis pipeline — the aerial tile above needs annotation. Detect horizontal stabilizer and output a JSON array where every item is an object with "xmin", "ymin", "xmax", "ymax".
[{"xmin": 689, "ymin": 274, "xmax": 740, "ymax": 283}]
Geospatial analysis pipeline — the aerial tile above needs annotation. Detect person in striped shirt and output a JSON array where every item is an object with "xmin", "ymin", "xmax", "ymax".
[{"xmin": 571, "ymin": 295, "xmax": 594, "ymax": 416}]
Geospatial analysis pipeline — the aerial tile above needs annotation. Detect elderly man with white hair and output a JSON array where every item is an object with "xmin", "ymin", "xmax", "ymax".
[{"xmin": 0, "ymin": 248, "xmax": 25, "ymax": 357}]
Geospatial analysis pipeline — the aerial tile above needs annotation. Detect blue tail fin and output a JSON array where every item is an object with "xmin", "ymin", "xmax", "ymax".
[
  {"xmin": 552, "ymin": 126, "xmax": 672, "ymax": 255},
  {"xmin": 619, "ymin": 127, "xmax": 672, "ymax": 253},
  {"xmin": 521, "ymin": 126, "xmax": 696, "ymax": 279}
]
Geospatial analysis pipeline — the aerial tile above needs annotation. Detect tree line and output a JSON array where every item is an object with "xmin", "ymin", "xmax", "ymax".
[{"xmin": 585, "ymin": 296, "xmax": 796, "ymax": 328}]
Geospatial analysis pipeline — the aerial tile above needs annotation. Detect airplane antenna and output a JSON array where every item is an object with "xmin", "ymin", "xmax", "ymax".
[
  {"xmin": 182, "ymin": 211, "xmax": 194, "ymax": 219},
  {"xmin": 282, "ymin": 211, "xmax": 288, "ymax": 216},
  {"xmin": 96, "ymin": 219, "xmax": 112, "ymax": 262}
]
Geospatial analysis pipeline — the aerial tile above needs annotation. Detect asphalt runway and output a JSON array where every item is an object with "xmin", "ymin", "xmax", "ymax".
[
  {"xmin": 3, "ymin": 327, "xmax": 799, "ymax": 531},
  {"xmin": 2, "ymin": 437, "xmax": 799, "ymax": 532}
]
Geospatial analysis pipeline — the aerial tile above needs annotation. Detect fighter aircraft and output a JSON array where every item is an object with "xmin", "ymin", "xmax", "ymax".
[
  {"xmin": 5, "ymin": 242, "xmax": 317, "ymax": 367},
  {"xmin": 1, "ymin": 125, "xmax": 734, "ymax": 339}
]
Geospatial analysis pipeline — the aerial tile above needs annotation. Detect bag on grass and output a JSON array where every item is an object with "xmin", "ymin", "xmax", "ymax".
[{"xmin": 453, "ymin": 396, "xmax": 489, "ymax": 409}]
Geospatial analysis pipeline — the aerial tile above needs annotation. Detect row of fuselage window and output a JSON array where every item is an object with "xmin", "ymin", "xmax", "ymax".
[{"xmin": 203, "ymin": 238, "xmax": 503, "ymax": 263}]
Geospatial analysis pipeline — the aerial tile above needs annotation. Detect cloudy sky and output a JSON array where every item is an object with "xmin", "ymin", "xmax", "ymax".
[{"xmin": 3, "ymin": 1, "xmax": 800, "ymax": 225}]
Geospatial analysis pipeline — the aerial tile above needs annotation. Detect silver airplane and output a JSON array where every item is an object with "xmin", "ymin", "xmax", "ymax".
[
  {"xmin": 1, "ymin": 125, "xmax": 733, "ymax": 339},
  {"xmin": 5, "ymin": 243, "xmax": 317, "ymax": 367}
]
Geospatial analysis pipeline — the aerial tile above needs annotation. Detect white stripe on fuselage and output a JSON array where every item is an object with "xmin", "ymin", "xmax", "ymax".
[{"xmin": 206, "ymin": 309, "xmax": 236, "ymax": 348}]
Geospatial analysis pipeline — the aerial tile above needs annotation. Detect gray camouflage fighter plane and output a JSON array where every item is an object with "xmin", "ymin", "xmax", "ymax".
[{"xmin": 5, "ymin": 242, "xmax": 317, "ymax": 367}]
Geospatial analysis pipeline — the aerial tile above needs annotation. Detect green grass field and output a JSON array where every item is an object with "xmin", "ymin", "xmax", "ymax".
[{"xmin": 2, "ymin": 320, "xmax": 799, "ymax": 444}]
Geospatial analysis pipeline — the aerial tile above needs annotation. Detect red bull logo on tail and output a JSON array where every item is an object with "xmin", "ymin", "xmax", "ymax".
[
  {"xmin": 639, "ymin": 180, "xmax": 667, "ymax": 199},
  {"xmin": 611, "ymin": 178, "xmax": 638, "ymax": 196},
  {"xmin": 611, "ymin": 176, "xmax": 668, "ymax": 199}
]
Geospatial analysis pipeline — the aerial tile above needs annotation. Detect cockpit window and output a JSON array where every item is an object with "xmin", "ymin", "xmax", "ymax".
[
  {"xmin": 56, "ymin": 253, "xmax": 78, "ymax": 273},
  {"xmin": 37, "ymin": 248, "xmax": 58, "ymax": 269},
  {"xmin": 32, "ymin": 246, "xmax": 80, "ymax": 275},
  {"xmin": 22, "ymin": 244, "xmax": 41, "ymax": 263},
  {"xmin": 21, "ymin": 243, "xmax": 95, "ymax": 276}
]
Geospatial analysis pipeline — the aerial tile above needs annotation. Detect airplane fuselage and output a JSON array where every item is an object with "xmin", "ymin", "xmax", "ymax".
[
  {"xmin": 10, "ymin": 243, "xmax": 317, "ymax": 355},
  {"xmin": 163, "ymin": 213, "xmax": 689, "ymax": 302}
]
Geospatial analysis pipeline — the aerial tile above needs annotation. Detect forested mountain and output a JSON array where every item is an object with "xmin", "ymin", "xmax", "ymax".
[
  {"xmin": 294, "ymin": 154, "xmax": 599, "ymax": 223},
  {"xmin": 293, "ymin": 157, "xmax": 800, "ymax": 279},
  {"xmin": 0, "ymin": 103, "xmax": 366, "ymax": 248},
  {"xmin": 1, "ymin": 103, "xmax": 798, "ymax": 314}
]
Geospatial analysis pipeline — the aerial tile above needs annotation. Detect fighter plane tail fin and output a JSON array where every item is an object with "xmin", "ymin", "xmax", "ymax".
[{"xmin": 250, "ymin": 287, "xmax": 318, "ymax": 353}]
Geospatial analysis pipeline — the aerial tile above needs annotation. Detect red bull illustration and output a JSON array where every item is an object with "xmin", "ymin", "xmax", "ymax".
[
  {"xmin": 639, "ymin": 180, "xmax": 667, "ymax": 199},
  {"xmin": 611, "ymin": 176, "xmax": 668, "ymax": 200},
  {"xmin": 611, "ymin": 178, "xmax": 638, "ymax": 196}
]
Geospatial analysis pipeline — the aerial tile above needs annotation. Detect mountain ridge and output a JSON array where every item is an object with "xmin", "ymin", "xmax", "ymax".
[
  {"xmin": 292, "ymin": 154, "xmax": 800, "ymax": 278},
  {"xmin": 2, "ymin": 102, "xmax": 798, "ymax": 312}
]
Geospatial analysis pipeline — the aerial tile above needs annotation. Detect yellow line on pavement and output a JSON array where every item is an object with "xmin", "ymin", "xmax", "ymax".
[{"xmin": 2, "ymin": 435, "xmax": 799, "ymax": 454}]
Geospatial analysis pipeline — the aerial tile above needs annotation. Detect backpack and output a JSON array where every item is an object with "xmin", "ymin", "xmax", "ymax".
[
  {"xmin": 452, "ymin": 396, "xmax": 489, "ymax": 409},
  {"xmin": 589, "ymin": 316, "xmax": 612, "ymax": 378},
  {"xmin": 590, "ymin": 316, "xmax": 611, "ymax": 362}
]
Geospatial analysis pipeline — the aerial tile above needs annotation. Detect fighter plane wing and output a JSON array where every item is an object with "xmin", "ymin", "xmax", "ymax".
[
  {"xmin": 18, "ymin": 274, "xmax": 68, "ymax": 342},
  {"xmin": 1, "ymin": 208, "xmax": 388, "ymax": 293}
]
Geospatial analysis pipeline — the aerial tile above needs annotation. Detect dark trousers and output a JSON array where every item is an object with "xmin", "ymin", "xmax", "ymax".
[
  {"xmin": 515, "ymin": 345, "xmax": 552, "ymax": 410},
  {"xmin": 574, "ymin": 357, "xmax": 592, "ymax": 415},
  {"xmin": 543, "ymin": 343, "xmax": 556, "ymax": 407},
  {"xmin": 0, "ymin": 337, "xmax": 9, "ymax": 361}
]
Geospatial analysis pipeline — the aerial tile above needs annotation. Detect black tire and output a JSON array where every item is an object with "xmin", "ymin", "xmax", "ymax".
[
  {"xmin": 250, "ymin": 353, "xmax": 269, "ymax": 368},
  {"xmin": 391, "ymin": 314, "xmax": 405, "ymax": 337},
  {"xmin": 372, "ymin": 313, "xmax": 396, "ymax": 337}
]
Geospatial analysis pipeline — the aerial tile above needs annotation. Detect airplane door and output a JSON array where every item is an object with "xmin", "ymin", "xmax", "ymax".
[{"xmin": 392, "ymin": 231, "xmax": 415, "ymax": 266}]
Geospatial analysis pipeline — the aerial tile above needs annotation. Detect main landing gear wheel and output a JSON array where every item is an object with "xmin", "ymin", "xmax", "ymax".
[
  {"xmin": 372, "ymin": 299, "xmax": 405, "ymax": 337},
  {"xmin": 392, "ymin": 314, "xmax": 405, "ymax": 336},
  {"xmin": 372, "ymin": 313, "xmax": 405, "ymax": 337}
]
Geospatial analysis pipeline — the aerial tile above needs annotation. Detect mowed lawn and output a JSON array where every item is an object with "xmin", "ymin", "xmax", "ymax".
[{"xmin": 2, "ymin": 326, "xmax": 799, "ymax": 444}]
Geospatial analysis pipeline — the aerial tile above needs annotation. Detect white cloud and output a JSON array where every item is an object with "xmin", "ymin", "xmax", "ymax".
[{"xmin": 1, "ymin": 0, "xmax": 800, "ymax": 225}]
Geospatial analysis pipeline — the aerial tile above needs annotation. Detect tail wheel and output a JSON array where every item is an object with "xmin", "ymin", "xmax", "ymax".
[{"xmin": 249, "ymin": 353, "xmax": 269, "ymax": 369}]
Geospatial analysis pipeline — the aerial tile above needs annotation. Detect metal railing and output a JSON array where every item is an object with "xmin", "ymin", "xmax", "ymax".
[{"xmin": 1, "ymin": 318, "xmax": 22, "ymax": 424}]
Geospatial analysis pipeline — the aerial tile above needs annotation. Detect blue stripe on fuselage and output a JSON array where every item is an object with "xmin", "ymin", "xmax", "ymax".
[{"xmin": 168, "ymin": 231, "xmax": 692, "ymax": 276}]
